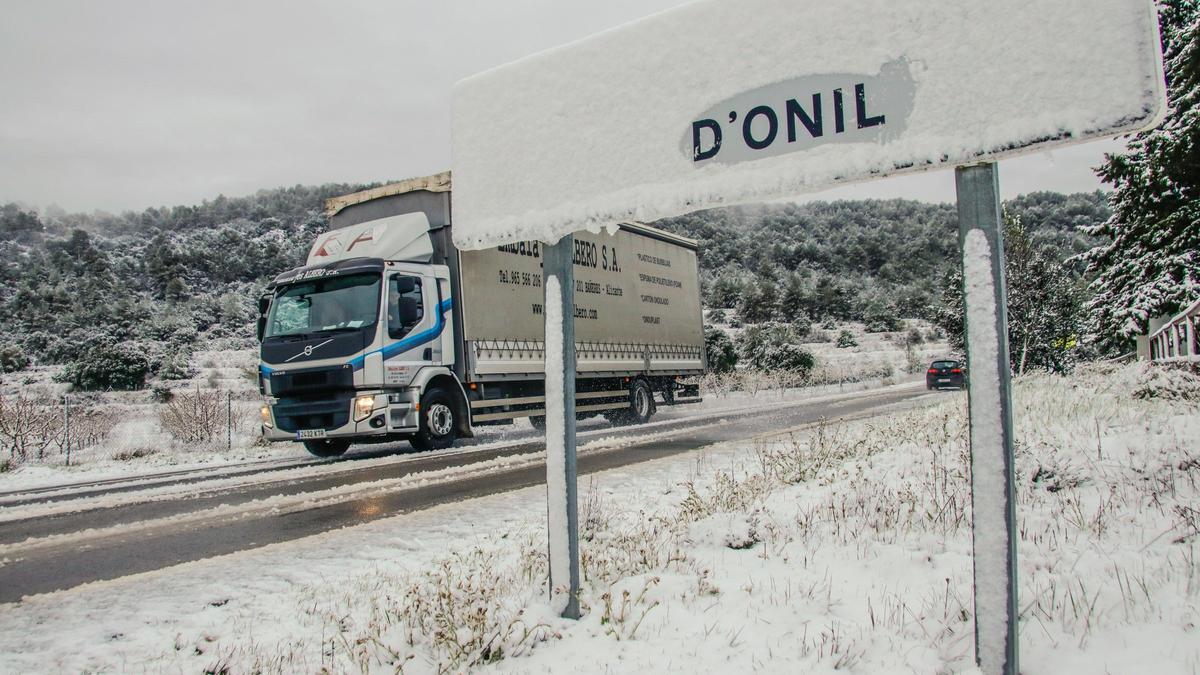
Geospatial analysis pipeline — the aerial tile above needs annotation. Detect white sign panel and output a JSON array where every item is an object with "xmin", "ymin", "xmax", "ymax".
[{"xmin": 451, "ymin": 0, "xmax": 1165, "ymax": 249}]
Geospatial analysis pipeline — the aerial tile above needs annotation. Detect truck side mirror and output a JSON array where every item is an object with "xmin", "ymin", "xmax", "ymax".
[
  {"xmin": 398, "ymin": 297, "xmax": 422, "ymax": 326},
  {"xmin": 394, "ymin": 277, "xmax": 417, "ymax": 294},
  {"xmin": 256, "ymin": 295, "xmax": 271, "ymax": 342}
]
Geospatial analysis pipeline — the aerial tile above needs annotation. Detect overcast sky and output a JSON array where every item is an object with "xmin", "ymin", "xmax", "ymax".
[{"xmin": 0, "ymin": 0, "xmax": 1123, "ymax": 214}]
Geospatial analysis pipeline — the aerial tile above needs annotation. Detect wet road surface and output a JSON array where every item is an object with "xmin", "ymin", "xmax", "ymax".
[{"xmin": 0, "ymin": 384, "xmax": 937, "ymax": 603}]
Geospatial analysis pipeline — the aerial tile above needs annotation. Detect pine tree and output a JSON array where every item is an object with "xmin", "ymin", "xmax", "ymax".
[
  {"xmin": 738, "ymin": 270, "xmax": 781, "ymax": 323},
  {"xmin": 703, "ymin": 325, "xmax": 738, "ymax": 374},
  {"xmin": 931, "ymin": 215, "xmax": 1085, "ymax": 374},
  {"xmin": 1082, "ymin": 0, "xmax": 1200, "ymax": 350},
  {"xmin": 779, "ymin": 272, "xmax": 813, "ymax": 322}
]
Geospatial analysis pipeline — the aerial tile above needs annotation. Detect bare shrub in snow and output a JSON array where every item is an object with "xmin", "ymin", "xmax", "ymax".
[
  {"xmin": 754, "ymin": 421, "xmax": 860, "ymax": 485},
  {"xmin": 679, "ymin": 470, "xmax": 772, "ymax": 521},
  {"xmin": 699, "ymin": 360, "xmax": 894, "ymax": 399},
  {"xmin": 398, "ymin": 548, "xmax": 551, "ymax": 666},
  {"xmin": 111, "ymin": 447, "xmax": 156, "ymax": 462},
  {"xmin": 67, "ymin": 405, "xmax": 118, "ymax": 452},
  {"xmin": 1131, "ymin": 363, "xmax": 1200, "ymax": 401},
  {"xmin": 305, "ymin": 544, "xmax": 553, "ymax": 671},
  {"xmin": 0, "ymin": 396, "xmax": 61, "ymax": 464},
  {"xmin": 904, "ymin": 341, "xmax": 925, "ymax": 374},
  {"xmin": 805, "ymin": 360, "xmax": 894, "ymax": 386},
  {"xmin": 159, "ymin": 387, "xmax": 226, "ymax": 444},
  {"xmin": 0, "ymin": 396, "xmax": 116, "ymax": 466},
  {"xmin": 597, "ymin": 577, "xmax": 662, "ymax": 640}
]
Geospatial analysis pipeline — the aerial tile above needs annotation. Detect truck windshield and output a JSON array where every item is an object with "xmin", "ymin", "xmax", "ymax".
[{"xmin": 265, "ymin": 273, "xmax": 382, "ymax": 339}]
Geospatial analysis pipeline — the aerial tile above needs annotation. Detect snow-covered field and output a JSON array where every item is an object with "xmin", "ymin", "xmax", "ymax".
[{"xmin": 1, "ymin": 361, "xmax": 1194, "ymax": 673}]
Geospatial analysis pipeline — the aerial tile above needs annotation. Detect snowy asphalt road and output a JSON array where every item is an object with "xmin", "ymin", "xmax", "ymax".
[{"xmin": 0, "ymin": 384, "xmax": 938, "ymax": 603}]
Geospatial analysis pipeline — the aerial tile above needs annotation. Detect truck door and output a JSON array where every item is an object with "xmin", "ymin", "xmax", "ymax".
[{"xmin": 381, "ymin": 272, "xmax": 442, "ymax": 386}]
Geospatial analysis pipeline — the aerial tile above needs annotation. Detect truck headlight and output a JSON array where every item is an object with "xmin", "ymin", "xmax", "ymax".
[
  {"xmin": 354, "ymin": 395, "xmax": 376, "ymax": 422},
  {"xmin": 260, "ymin": 406, "xmax": 273, "ymax": 428}
]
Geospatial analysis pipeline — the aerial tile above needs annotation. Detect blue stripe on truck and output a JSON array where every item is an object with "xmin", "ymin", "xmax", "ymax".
[{"xmin": 347, "ymin": 297, "xmax": 453, "ymax": 371}]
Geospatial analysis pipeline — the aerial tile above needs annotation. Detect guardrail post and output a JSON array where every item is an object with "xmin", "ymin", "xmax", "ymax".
[
  {"xmin": 542, "ymin": 234, "xmax": 581, "ymax": 619},
  {"xmin": 63, "ymin": 395, "xmax": 71, "ymax": 467},
  {"xmin": 955, "ymin": 162, "xmax": 1018, "ymax": 675}
]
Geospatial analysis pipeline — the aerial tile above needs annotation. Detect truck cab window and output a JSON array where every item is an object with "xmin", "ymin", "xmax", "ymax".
[
  {"xmin": 389, "ymin": 275, "xmax": 424, "ymax": 339},
  {"xmin": 264, "ymin": 273, "xmax": 381, "ymax": 339}
]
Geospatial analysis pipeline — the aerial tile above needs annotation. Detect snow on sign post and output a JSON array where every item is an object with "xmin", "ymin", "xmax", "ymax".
[{"xmin": 450, "ymin": 0, "xmax": 1165, "ymax": 664}]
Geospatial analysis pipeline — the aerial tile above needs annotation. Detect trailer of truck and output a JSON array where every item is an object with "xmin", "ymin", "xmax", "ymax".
[{"xmin": 257, "ymin": 172, "xmax": 705, "ymax": 457}]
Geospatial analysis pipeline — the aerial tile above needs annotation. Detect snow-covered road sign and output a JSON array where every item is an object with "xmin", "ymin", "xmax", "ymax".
[
  {"xmin": 450, "ymin": 0, "xmax": 1164, "ymax": 251},
  {"xmin": 449, "ymin": 2, "xmax": 1166, "ymax": 668}
]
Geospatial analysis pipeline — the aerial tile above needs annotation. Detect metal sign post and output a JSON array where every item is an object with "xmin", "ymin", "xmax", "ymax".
[
  {"xmin": 542, "ymin": 234, "xmax": 582, "ymax": 619},
  {"xmin": 955, "ymin": 162, "xmax": 1018, "ymax": 675}
]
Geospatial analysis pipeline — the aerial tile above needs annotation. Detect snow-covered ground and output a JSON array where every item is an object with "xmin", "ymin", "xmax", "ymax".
[
  {"xmin": 0, "ymin": 344, "xmax": 906, "ymax": 494},
  {"xmin": 708, "ymin": 313, "xmax": 951, "ymax": 380},
  {"xmin": 1, "ymin": 361, "xmax": 1194, "ymax": 673}
]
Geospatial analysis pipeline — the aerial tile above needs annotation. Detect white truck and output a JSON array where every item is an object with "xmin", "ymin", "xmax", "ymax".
[{"xmin": 257, "ymin": 173, "xmax": 705, "ymax": 457}]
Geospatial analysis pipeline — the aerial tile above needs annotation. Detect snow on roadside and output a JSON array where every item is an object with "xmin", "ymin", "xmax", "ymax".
[
  {"xmin": 0, "ymin": 372, "xmax": 907, "ymax": 495},
  {"xmin": 0, "ymin": 362, "xmax": 1195, "ymax": 673}
]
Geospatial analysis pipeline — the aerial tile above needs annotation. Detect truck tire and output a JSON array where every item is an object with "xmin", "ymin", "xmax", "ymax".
[
  {"xmin": 629, "ymin": 379, "xmax": 655, "ymax": 424},
  {"xmin": 529, "ymin": 415, "xmax": 547, "ymax": 431},
  {"xmin": 303, "ymin": 438, "xmax": 350, "ymax": 458},
  {"xmin": 410, "ymin": 387, "xmax": 458, "ymax": 451},
  {"xmin": 607, "ymin": 379, "xmax": 655, "ymax": 426}
]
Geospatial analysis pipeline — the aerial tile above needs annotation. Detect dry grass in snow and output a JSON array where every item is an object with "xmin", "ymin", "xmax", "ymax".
[
  {"xmin": 6, "ymin": 362, "xmax": 1192, "ymax": 674},
  {"xmin": 169, "ymin": 361, "xmax": 1200, "ymax": 674}
]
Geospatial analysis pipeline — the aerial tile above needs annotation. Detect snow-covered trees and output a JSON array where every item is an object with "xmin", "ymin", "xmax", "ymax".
[
  {"xmin": 737, "ymin": 322, "xmax": 815, "ymax": 373},
  {"xmin": 703, "ymin": 325, "xmax": 738, "ymax": 374},
  {"xmin": 1083, "ymin": 0, "xmax": 1200, "ymax": 350},
  {"xmin": 932, "ymin": 215, "xmax": 1086, "ymax": 374},
  {"xmin": 1004, "ymin": 219, "xmax": 1087, "ymax": 374},
  {"xmin": 0, "ymin": 204, "xmax": 44, "ymax": 242},
  {"xmin": 737, "ymin": 270, "xmax": 780, "ymax": 324},
  {"xmin": 656, "ymin": 195, "xmax": 1107, "ymax": 327},
  {"xmin": 55, "ymin": 339, "xmax": 152, "ymax": 390},
  {"xmin": 0, "ymin": 184, "xmax": 363, "ymax": 388},
  {"xmin": 0, "ymin": 183, "xmax": 1113, "ymax": 386}
]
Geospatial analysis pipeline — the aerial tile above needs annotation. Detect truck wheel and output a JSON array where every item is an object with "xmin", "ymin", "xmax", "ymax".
[
  {"xmin": 304, "ymin": 438, "xmax": 350, "ymax": 458},
  {"xmin": 608, "ymin": 380, "xmax": 655, "ymax": 426},
  {"xmin": 529, "ymin": 415, "xmax": 547, "ymax": 431},
  {"xmin": 629, "ymin": 380, "xmax": 655, "ymax": 424},
  {"xmin": 410, "ymin": 388, "xmax": 458, "ymax": 451}
]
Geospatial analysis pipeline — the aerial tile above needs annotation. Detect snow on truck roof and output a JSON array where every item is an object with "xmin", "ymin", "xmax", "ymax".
[
  {"xmin": 324, "ymin": 171, "xmax": 697, "ymax": 250},
  {"xmin": 324, "ymin": 171, "xmax": 452, "ymax": 217}
]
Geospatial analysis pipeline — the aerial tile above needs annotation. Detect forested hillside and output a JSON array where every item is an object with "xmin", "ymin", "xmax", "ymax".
[
  {"xmin": 655, "ymin": 191, "xmax": 1109, "ymax": 326},
  {"xmin": 0, "ymin": 184, "xmax": 378, "ymax": 388},
  {"xmin": 0, "ymin": 187, "xmax": 1109, "ymax": 389}
]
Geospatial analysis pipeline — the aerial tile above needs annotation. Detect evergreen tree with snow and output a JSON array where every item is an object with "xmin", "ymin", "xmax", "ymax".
[
  {"xmin": 703, "ymin": 325, "xmax": 738, "ymax": 374},
  {"xmin": 1082, "ymin": 0, "xmax": 1200, "ymax": 351},
  {"xmin": 738, "ymin": 270, "xmax": 781, "ymax": 323},
  {"xmin": 932, "ymin": 214, "xmax": 1085, "ymax": 374}
]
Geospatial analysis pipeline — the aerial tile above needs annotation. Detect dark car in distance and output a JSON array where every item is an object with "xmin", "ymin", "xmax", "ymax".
[{"xmin": 926, "ymin": 360, "xmax": 967, "ymax": 390}]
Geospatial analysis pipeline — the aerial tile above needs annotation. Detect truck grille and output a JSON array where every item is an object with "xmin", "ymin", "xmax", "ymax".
[
  {"xmin": 269, "ymin": 365, "xmax": 354, "ymax": 397},
  {"xmin": 272, "ymin": 392, "xmax": 354, "ymax": 432}
]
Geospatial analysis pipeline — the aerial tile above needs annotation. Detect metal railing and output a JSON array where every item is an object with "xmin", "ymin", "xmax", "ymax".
[{"xmin": 1149, "ymin": 297, "xmax": 1200, "ymax": 362}]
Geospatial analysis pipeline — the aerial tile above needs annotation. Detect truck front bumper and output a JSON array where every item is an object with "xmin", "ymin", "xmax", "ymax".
[{"xmin": 261, "ymin": 390, "xmax": 421, "ymax": 443}]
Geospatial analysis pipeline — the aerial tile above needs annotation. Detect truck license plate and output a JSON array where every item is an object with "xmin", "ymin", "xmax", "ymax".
[{"xmin": 296, "ymin": 429, "xmax": 328, "ymax": 440}]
